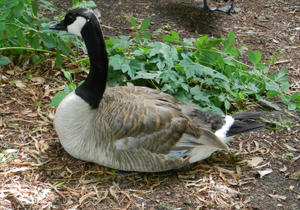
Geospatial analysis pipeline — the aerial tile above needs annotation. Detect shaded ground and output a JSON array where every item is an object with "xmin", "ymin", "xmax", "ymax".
[{"xmin": 0, "ymin": 0, "xmax": 299, "ymax": 209}]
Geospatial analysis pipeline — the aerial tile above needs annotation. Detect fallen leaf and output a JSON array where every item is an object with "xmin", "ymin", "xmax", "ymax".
[
  {"xmin": 283, "ymin": 143, "xmax": 298, "ymax": 152},
  {"xmin": 279, "ymin": 165, "xmax": 287, "ymax": 172},
  {"xmin": 6, "ymin": 70, "xmax": 15, "ymax": 75},
  {"xmin": 268, "ymin": 194, "xmax": 286, "ymax": 200},
  {"xmin": 109, "ymin": 186, "xmax": 119, "ymax": 202},
  {"xmin": 258, "ymin": 169, "xmax": 273, "ymax": 178},
  {"xmin": 14, "ymin": 66, "xmax": 22, "ymax": 72},
  {"xmin": 289, "ymin": 171, "xmax": 300, "ymax": 180},
  {"xmin": 0, "ymin": 116, "xmax": 3, "ymax": 127},
  {"xmin": 247, "ymin": 157, "xmax": 263, "ymax": 168},
  {"xmin": 5, "ymin": 149, "xmax": 18, "ymax": 154},
  {"xmin": 31, "ymin": 77, "xmax": 45, "ymax": 84},
  {"xmin": 79, "ymin": 192, "xmax": 97, "ymax": 204},
  {"xmin": 13, "ymin": 80, "xmax": 26, "ymax": 89},
  {"xmin": 44, "ymin": 85, "xmax": 51, "ymax": 97},
  {"xmin": 0, "ymin": 167, "xmax": 31, "ymax": 177}
]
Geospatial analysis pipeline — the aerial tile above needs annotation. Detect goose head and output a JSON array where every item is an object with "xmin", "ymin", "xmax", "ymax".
[
  {"xmin": 50, "ymin": 8, "xmax": 101, "ymax": 37},
  {"xmin": 50, "ymin": 8, "xmax": 108, "ymax": 109}
]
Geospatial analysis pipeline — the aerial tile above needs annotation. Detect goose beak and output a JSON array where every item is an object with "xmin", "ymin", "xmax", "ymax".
[{"xmin": 50, "ymin": 21, "xmax": 66, "ymax": 31}]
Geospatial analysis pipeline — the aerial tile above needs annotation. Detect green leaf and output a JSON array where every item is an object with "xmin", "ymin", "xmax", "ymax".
[
  {"xmin": 266, "ymin": 90, "xmax": 279, "ymax": 98},
  {"xmin": 50, "ymin": 91, "xmax": 69, "ymax": 107},
  {"xmin": 227, "ymin": 31, "xmax": 235, "ymax": 47},
  {"xmin": 130, "ymin": 18, "xmax": 138, "ymax": 31},
  {"xmin": 13, "ymin": 2, "xmax": 25, "ymax": 17},
  {"xmin": 40, "ymin": 33, "xmax": 56, "ymax": 48},
  {"xmin": 0, "ymin": 56, "xmax": 11, "ymax": 66},
  {"xmin": 288, "ymin": 103, "xmax": 296, "ymax": 110},
  {"xmin": 170, "ymin": 30, "xmax": 180, "ymax": 40},
  {"xmin": 62, "ymin": 70, "xmax": 73, "ymax": 83},
  {"xmin": 256, "ymin": 95, "xmax": 281, "ymax": 110},
  {"xmin": 55, "ymin": 53, "xmax": 63, "ymax": 67},
  {"xmin": 16, "ymin": 30, "xmax": 26, "ymax": 46},
  {"xmin": 265, "ymin": 80, "xmax": 279, "ymax": 91},
  {"xmin": 248, "ymin": 50, "xmax": 261, "ymax": 65},
  {"xmin": 31, "ymin": 55, "xmax": 41, "ymax": 64},
  {"xmin": 29, "ymin": 36, "xmax": 41, "ymax": 49},
  {"xmin": 140, "ymin": 19, "xmax": 150, "ymax": 32},
  {"xmin": 31, "ymin": 0, "xmax": 38, "ymax": 16},
  {"xmin": 224, "ymin": 100, "xmax": 231, "ymax": 111},
  {"xmin": 57, "ymin": 38, "xmax": 71, "ymax": 54}
]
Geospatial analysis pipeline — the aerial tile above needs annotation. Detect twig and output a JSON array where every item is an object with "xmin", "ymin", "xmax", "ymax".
[{"xmin": 274, "ymin": 59, "xmax": 291, "ymax": 65}]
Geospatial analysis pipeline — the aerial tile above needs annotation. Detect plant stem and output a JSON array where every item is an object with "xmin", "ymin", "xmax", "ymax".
[{"xmin": 0, "ymin": 47, "xmax": 72, "ymax": 61}]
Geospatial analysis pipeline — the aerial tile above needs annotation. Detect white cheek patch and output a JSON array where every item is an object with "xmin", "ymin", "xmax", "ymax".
[
  {"xmin": 214, "ymin": 115, "xmax": 235, "ymax": 141},
  {"xmin": 67, "ymin": 16, "xmax": 87, "ymax": 37}
]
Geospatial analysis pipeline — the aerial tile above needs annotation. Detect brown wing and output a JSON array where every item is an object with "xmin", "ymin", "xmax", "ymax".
[
  {"xmin": 98, "ymin": 86, "xmax": 189, "ymax": 154},
  {"xmin": 94, "ymin": 86, "xmax": 226, "ymax": 172}
]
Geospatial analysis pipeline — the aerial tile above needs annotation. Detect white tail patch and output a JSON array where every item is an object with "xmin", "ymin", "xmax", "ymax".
[
  {"xmin": 67, "ymin": 16, "xmax": 87, "ymax": 37},
  {"xmin": 214, "ymin": 115, "xmax": 234, "ymax": 141}
]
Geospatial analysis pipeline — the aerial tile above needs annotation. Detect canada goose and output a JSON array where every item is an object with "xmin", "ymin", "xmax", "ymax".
[{"xmin": 50, "ymin": 8, "xmax": 263, "ymax": 172}]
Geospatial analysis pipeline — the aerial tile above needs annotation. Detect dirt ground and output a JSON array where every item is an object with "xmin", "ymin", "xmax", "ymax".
[{"xmin": 0, "ymin": 0, "xmax": 299, "ymax": 209}]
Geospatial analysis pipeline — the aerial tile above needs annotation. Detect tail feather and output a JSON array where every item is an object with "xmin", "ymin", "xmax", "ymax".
[{"xmin": 226, "ymin": 112, "xmax": 265, "ymax": 137}]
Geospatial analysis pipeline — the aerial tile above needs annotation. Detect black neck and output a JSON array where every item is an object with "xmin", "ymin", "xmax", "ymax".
[{"xmin": 75, "ymin": 19, "xmax": 108, "ymax": 109}]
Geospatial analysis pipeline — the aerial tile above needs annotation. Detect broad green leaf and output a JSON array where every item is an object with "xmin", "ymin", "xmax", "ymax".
[
  {"xmin": 162, "ymin": 34, "xmax": 176, "ymax": 43},
  {"xmin": 31, "ymin": 0, "xmax": 38, "ymax": 16},
  {"xmin": 29, "ymin": 36, "xmax": 41, "ymax": 49},
  {"xmin": 55, "ymin": 53, "xmax": 63, "ymax": 67},
  {"xmin": 0, "ymin": 22, "xmax": 5, "ymax": 39},
  {"xmin": 40, "ymin": 33, "xmax": 56, "ymax": 48},
  {"xmin": 288, "ymin": 103, "xmax": 296, "ymax": 110},
  {"xmin": 266, "ymin": 80, "xmax": 279, "ymax": 91},
  {"xmin": 50, "ymin": 91, "xmax": 69, "ymax": 107},
  {"xmin": 195, "ymin": 35, "xmax": 208, "ymax": 48},
  {"xmin": 170, "ymin": 30, "xmax": 180, "ymax": 40},
  {"xmin": 31, "ymin": 55, "xmax": 41, "ymax": 64},
  {"xmin": 16, "ymin": 30, "xmax": 26, "ymax": 46},
  {"xmin": 266, "ymin": 90, "xmax": 279, "ymax": 98},
  {"xmin": 57, "ymin": 38, "xmax": 71, "ymax": 54},
  {"xmin": 248, "ymin": 50, "xmax": 261, "ymax": 65},
  {"xmin": 224, "ymin": 100, "xmax": 231, "ymax": 111},
  {"xmin": 0, "ymin": 56, "xmax": 11, "ymax": 66}
]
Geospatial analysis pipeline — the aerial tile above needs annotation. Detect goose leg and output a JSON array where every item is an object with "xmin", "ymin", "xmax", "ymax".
[
  {"xmin": 202, "ymin": 0, "xmax": 217, "ymax": 11},
  {"xmin": 201, "ymin": 0, "xmax": 241, "ymax": 14},
  {"xmin": 216, "ymin": 0, "xmax": 241, "ymax": 14}
]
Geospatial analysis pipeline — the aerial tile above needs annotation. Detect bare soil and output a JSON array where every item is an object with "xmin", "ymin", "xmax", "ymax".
[{"xmin": 0, "ymin": 0, "xmax": 299, "ymax": 209}]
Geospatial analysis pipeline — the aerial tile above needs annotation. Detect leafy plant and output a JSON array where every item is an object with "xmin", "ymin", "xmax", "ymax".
[
  {"xmin": 0, "ymin": 0, "xmax": 76, "ymax": 66},
  {"xmin": 0, "ymin": 0, "xmax": 96, "ymax": 67},
  {"xmin": 51, "ymin": 18, "xmax": 300, "ymax": 114},
  {"xmin": 71, "ymin": 0, "xmax": 97, "ymax": 9},
  {"xmin": 49, "ymin": 70, "xmax": 82, "ymax": 107}
]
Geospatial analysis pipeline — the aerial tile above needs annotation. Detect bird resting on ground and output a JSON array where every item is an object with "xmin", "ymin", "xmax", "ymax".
[{"xmin": 50, "ymin": 8, "xmax": 263, "ymax": 172}]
